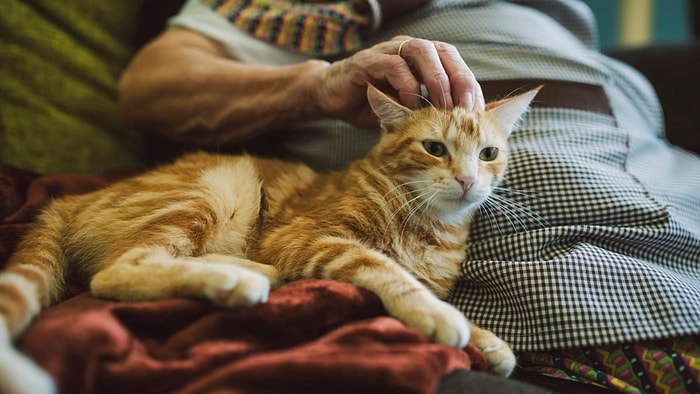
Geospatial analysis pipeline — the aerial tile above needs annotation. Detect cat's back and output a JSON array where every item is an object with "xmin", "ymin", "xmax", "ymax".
[
  {"xmin": 62, "ymin": 152, "xmax": 256, "ymax": 210},
  {"xmin": 65, "ymin": 152, "xmax": 312, "ymax": 208},
  {"xmin": 56, "ymin": 152, "xmax": 315, "ymax": 267}
]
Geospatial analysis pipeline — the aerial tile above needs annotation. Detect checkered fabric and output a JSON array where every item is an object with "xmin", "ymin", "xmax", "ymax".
[
  {"xmin": 451, "ymin": 106, "xmax": 700, "ymax": 351},
  {"xmin": 358, "ymin": 0, "xmax": 700, "ymax": 352},
  {"xmin": 173, "ymin": 0, "xmax": 700, "ymax": 352}
]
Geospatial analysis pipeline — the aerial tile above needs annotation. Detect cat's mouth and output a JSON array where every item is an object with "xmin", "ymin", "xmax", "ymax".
[{"xmin": 441, "ymin": 191, "xmax": 486, "ymax": 210}]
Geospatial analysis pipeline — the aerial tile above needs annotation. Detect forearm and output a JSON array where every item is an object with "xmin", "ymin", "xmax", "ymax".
[
  {"xmin": 118, "ymin": 29, "xmax": 329, "ymax": 146},
  {"xmin": 119, "ymin": 23, "xmax": 482, "ymax": 148}
]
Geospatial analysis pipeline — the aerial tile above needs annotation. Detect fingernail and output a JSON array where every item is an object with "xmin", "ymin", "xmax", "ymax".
[
  {"xmin": 477, "ymin": 92, "xmax": 485, "ymax": 111},
  {"xmin": 465, "ymin": 92, "xmax": 474, "ymax": 110}
]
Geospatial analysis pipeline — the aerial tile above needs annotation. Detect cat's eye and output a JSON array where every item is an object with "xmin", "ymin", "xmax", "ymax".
[
  {"xmin": 479, "ymin": 147, "xmax": 499, "ymax": 161},
  {"xmin": 423, "ymin": 141, "xmax": 447, "ymax": 157}
]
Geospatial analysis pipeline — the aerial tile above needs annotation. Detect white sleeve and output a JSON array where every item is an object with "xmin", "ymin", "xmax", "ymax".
[{"xmin": 167, "ymin": 0, "xmax": 311, "ymax": 65}]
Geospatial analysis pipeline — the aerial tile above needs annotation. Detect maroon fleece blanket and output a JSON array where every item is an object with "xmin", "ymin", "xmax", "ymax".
[{"xmin": 0, "ymin": 165, "xmax": 486, "ymax": 394}]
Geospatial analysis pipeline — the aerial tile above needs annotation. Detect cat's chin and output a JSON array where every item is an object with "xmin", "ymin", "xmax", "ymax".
[{"xmin": 429, "ymin": 197, "xmax": 482, "ymax": 223}]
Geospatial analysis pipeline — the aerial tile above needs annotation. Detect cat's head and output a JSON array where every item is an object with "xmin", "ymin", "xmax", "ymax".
[{"xmin": 366, "ymin": 84, "xmax": 539, "ymax": 221}]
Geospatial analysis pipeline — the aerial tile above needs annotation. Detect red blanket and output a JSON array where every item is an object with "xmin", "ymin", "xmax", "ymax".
[{"xmin": 0, "ymin": 166, "xmax": 486, "ymax": 394}]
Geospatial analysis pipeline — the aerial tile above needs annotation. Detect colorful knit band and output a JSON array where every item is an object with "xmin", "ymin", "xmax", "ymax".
[
  {"xmin": 519, "ymin": 335, "xmax": 700, "ymax": 393},
  {"xmin": 201, "ymin": 0, "xmax": 380, "ymax": 57}
]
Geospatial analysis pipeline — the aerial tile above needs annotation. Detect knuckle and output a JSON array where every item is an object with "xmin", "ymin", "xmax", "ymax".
[
  {"xmin": 353, "ymin": 48, "xmax": 374, "ymax": 63},
  {"xmin": 400, "ymin": 80, "xmax": 421, "ymax": 94},
  {"xmin": 383, "ymin": 55, "xmax": 407, "ymax": 71},
  {"xmin": 434, "ymin": 41, "xmax": 458, "ymax": 54},
  {"xmin": 410, "ymin": 38, "xmax": 433, "ymax": 55},
  {"xmin": 452, "ymin": 70, "xmax": 478, "ymax": 87},
  {"xmin": 428, "ymin": 70, "xmax": 450, "ymax": 86},
  {"xmin": 382, "ymin": 56, "xmax": 420, "ymax": 90}
]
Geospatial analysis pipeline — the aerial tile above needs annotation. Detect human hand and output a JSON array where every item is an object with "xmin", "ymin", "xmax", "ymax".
[{"xmin": 305, "ymin": 36, "xmax": 484, "ymax": 129}]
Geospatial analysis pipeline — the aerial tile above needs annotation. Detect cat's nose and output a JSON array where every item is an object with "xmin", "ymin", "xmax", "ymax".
[{"xmin": 456, "ymin": 176, "xmax": 475, "ymax": 193}]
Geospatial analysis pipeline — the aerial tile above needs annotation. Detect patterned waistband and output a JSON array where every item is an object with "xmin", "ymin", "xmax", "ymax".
[
  {"xmin": 201, "ymin": 0, "xmax": 378, "ymax": 56},
  {"xmin": 481, "ymin": 79, "xmax": 613, "ymax": 116}
]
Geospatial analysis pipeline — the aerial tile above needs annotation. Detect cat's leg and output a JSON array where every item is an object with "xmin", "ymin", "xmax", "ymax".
[
  {"xmin": 196, "ymin": 253, "xmax": 283, "ymax": 287},
  {"xmin": 280, "ymin": 236, "xmax": 470, "ymax": 348},
  {"xmin": 90, "ymin": 247, "xmax": 272, "ymax": 307},
  {"xmin": 469, "ymin": 323, "xmax": 516, "ymax": 377},
  {"xmin": 305, "ymin": 237, "xmax": 515, "ymax": 376}
]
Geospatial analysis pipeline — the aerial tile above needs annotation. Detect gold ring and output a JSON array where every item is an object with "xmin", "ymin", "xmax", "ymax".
[{"xmin": 397, "ymin": 39, "xmax": 412, "ymax": 57}]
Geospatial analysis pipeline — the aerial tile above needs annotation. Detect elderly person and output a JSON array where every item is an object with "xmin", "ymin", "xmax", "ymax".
[{"xmin": 118, "ymin": 1, "xmax": 700, "ymax": 392}]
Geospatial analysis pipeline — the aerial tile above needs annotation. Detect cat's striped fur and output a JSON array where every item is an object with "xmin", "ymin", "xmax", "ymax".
[{"xmin": 0, "ymin": 85, "xmax": 538, "ymax": 393}]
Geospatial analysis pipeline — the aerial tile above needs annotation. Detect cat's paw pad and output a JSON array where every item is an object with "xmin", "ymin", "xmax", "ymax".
[
  {"xmin": 470, "ymin": 327, "xmax": 516, "ymax": 377},
  {"xmin": 204, "ymin": 267, "xmax": 270, "ymax": 307},
  {"xmin": 394, "ymin": 298, "xmax": 470, "ymax": 348}
]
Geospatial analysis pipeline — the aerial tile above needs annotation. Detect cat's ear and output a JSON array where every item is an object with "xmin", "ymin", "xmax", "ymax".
[
  {"xmin": 485, "ymin": 86, "xmax": 541, "ymax": 136},
  {"xmin": 367, "ymin": 85, "xmax": 412, "ymax": 132}
]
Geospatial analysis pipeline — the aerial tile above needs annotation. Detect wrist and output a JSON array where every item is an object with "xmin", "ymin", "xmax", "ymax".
[{"xmin": 295, "ymin": 59, "xmax": 332, "ymax": 121}]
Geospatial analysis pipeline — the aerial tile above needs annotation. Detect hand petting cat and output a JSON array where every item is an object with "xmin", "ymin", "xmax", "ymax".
[{"xmin": 306, "ymin": 35, "xmax": 485, "ymax": 130}]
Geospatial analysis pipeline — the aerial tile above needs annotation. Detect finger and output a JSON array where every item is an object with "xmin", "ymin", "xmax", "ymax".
[
  {"xmin": 364, "ymin": 53, "xmax": 423, "ymax": 109},
  {"xmin": 396, "ymin": 38, "xmax": 454, "ymax": 109},
  {"xmin": 434, "ymin": 42, "xmax": 483, "ymax": 111},
  {"xmin": 353, "ymin": 41, "xmax": 424, "ymax": 108}
]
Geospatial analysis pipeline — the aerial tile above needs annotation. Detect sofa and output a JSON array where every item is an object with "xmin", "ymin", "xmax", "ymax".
[{"xmin": 1, "ymin": 1, "xmax": 698, "ymax": 393}]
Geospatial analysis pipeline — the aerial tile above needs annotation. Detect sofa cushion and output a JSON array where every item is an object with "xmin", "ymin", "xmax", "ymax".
[{"xmin": 1, "ymin": 0, "xmax": 144, "ymax": 174}]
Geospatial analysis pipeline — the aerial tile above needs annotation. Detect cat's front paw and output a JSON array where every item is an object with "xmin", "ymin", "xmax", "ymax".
[
  {"xmin": 389, "ymin": 296, "xmax": 470, "ymax": 348},
  {"xmin": 203, "ymin": 266, "xmax": 271, "ymax": 307},
  {"xmin": 469, "ymin": 324, "xmax": 516, "ymax": 377}
]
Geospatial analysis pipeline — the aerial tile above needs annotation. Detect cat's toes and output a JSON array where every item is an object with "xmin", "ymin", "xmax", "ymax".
[
  {"xmin": 469, "ymin": 326, "xmax": 516, "ymax": 377},
  {"xmin": 394, "ymin": 298, "xmax": 470, "ymax": 348},
  {"xmin": 482, "ymin": 340, "xmax": 516, "ymax": 377},
  {"xmin": 430, "ymin": 303, "xmax": 470, "ymax": 348},
  {"xmin": 204, "ymin": 268, "xmax": 270, "ymax": 307}
]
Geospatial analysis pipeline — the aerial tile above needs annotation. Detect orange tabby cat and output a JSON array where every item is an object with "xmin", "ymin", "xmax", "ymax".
[{"xmin": 0, "ymin": 85, "xmax": 538, "ymax": 393}]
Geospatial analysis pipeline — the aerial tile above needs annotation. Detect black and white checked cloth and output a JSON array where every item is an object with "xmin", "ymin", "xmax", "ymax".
[
  {"xmin": 403, "ymin": 0, "xmax": 700, "ymax": 351},
  {"xmin": 173, "ymin": 0, "xmax": 700, "ymax": 351}
]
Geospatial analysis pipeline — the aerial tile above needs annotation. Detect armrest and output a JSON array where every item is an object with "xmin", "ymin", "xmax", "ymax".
[{"xmin": 606, "ymin": 43, "xmax": 700, "ymax": 154}]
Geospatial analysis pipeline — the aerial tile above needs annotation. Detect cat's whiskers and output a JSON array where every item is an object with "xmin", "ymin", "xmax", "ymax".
[
  {"xmin": 481, "ymin": 193, "xmax": 548, "ymax": 234},
  {"xmin": 381, "ymin": 181, "xmax": 435, "ymax": 221},
  {"xmin": 493, "ymin": 186, "xmax": 539, "ymax": 198},
  {"xmin": 382, "ymin": 188, "xmax": 424, "ymax": 226},
  {"xmin": 382, "ymin": 186, "xmax": 435, "ymax": 238},
  {"xmin": 478, "ymin": 202, "xmax": 504, "ymax": 235},
  {"xmin": 398, "ymin": 189, "xmax": 438, "ymax": 238},
  {"xmin": 492, "ymin": 194, "xmax": 549, "ymax": 229},
  {"xmin": 491, "ymin": 187, "xmax": 549, "ymax": 234},
  {"xmin": 404, "ymin": 92, "xmax": 434, "ymax": 109},
  {"xmin": 363, "ymin": 162, "xmax": 395, "ymax": 181},
  {"xmin": 482, "ymin": 198, "xmax": 525, "ymax": 233},
  {"xmin": 381, "ymin": 180, "xmax": 432, "ymax": 201}
]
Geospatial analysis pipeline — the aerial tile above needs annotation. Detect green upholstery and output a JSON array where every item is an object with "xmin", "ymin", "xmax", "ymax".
[{"xmin": 1, "ymin": 0, "xmax": 145, "ymax": 174}]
